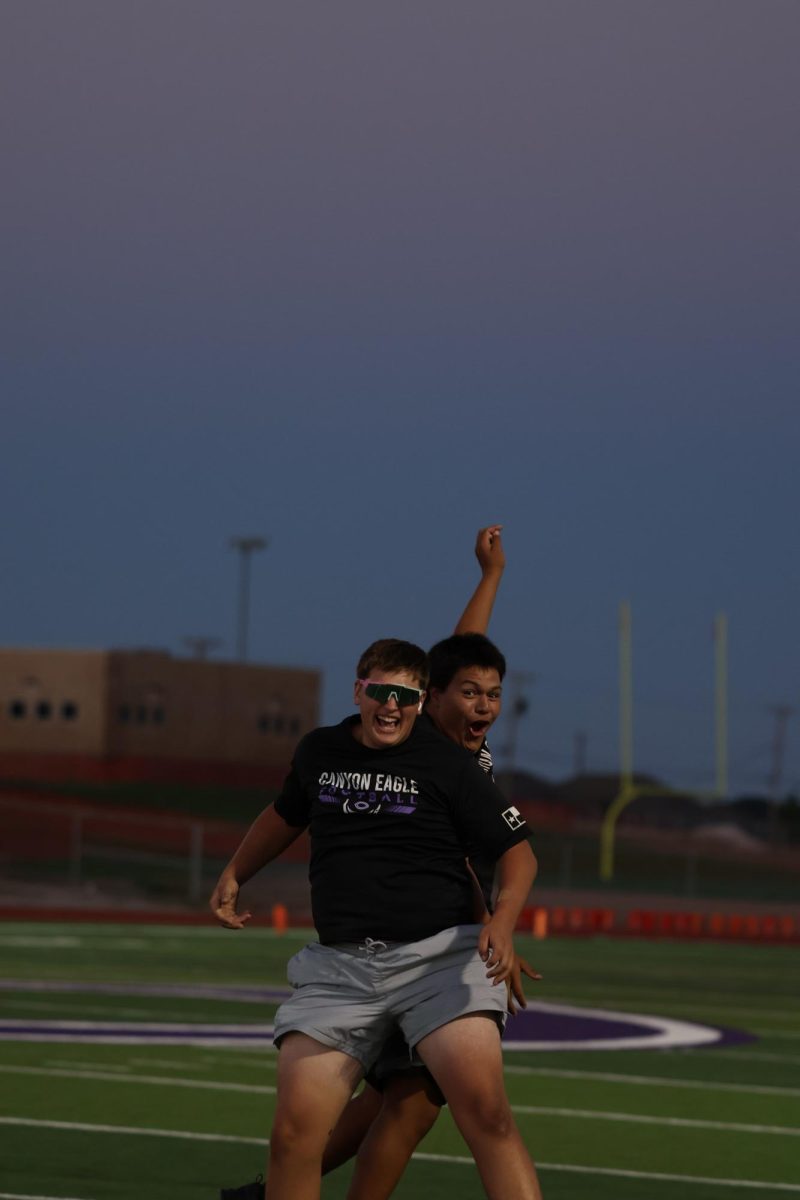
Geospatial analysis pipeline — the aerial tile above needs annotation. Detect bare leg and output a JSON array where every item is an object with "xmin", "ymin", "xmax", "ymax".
[
  {"xmin": 346, "ymin": 1073, "xmax": 442, "ymax": 1200},
  {"xmin": 320, "ymin": 1083, "xmax": 383, "ymax": 1174},
  {"xmin": 265, "ymin": 1033, "xmax": 363, "ymax": 1200},
  {"xmin": 417, "ymin": 1015, "xmax": 543, "ymax": 1200}
]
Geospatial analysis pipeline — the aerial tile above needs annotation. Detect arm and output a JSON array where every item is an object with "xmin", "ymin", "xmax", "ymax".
[
  {"xmin": 468, "ymin": 851, "xmax": 542, "ymax": 1010},
  {"xmin": 477, "ymin": 839, "xmax": 537, "ymax": 985},
  {"xmin": 453, "ymin": 525, "xmax": 505, "ymax": 635},
  {"xmin": 210, "ymin": 804, "xmax": 304, "ymax": 929}
]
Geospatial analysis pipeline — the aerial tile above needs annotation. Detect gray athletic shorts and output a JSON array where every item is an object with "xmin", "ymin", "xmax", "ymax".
[
  {"xmin": 365, "ymin": 1028, "xmax": 446, "ymax": 1105},
  {"xmin": 273, "ymin": 923, "xmax": 507, "ymax": 1072}
]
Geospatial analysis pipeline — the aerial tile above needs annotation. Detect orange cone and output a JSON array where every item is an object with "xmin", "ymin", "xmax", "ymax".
[{"xmin": 532, "ymin": 908, "xmax": 549, "ymax": 940}]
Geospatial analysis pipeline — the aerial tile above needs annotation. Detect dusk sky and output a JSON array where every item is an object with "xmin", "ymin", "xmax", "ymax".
[{"xmin": 2, "ymin": 1, "xmax": 798, "ymax": 797}]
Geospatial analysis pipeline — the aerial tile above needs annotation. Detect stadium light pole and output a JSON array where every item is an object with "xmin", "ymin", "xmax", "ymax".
[
  {"xmin": 714, "ymin": 612, "xmax": 728, "ymax": 799},
  {"xmin": 502, "ymin": 671, "xmax": 534, "ymax": 773},
  {"xmin": 600, "ymin": 600, "xmax": 635, "ymax": 882},
  {"xmin": 230, "ymin": 536, "xmax": 267, "ymax": 661},
  {"xmin": 619, "ymin": 599, "xmax": 634, "ymax": 790}
]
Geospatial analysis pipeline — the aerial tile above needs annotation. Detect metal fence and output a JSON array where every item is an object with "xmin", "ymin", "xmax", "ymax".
[
  {"xmin": 2, "ymin": 796, "xmax": 799, "ymax": 909},
  {"xmin": 0, "ymin": 796, "xmax": 245, "ymax": 904}
]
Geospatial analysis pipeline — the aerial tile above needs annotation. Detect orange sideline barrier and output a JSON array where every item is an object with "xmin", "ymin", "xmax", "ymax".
[
  {"xmin": 518, "ymin": 905, "xmax": 798, "ymax": 943},
  {"xmin": 0, "ymin": 904, "xmax": 796, "ymax": 942}
]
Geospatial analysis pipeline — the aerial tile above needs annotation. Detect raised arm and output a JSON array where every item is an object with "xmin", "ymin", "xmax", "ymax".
[
  {"xmin": 210, "ymin": 803, "xmax": 304, "ymax": 929},
  {"xmin": 453, "ymin": 525, "xmax": 506, "ymax": 635}
]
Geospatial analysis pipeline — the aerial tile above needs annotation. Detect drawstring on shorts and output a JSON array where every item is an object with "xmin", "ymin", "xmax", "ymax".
[{"xmin": 359, "ymin": 937, "xmax": 388, "ymax": 956}]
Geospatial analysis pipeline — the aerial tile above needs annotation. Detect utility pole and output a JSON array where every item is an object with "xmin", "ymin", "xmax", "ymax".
[
  {"xmin": 767, "ymin": 704, "xmax": 794, "ymax": 798},
  {"xmin": 619, "ymin": 600, "xmax": 634, "ymax": 789},
  {"xmin": 182, "ymin": 636, "xmax": 222, "ymax": 661},
  {"xmin": 714, "ymin": 612, "xmax": 728, "ymax": 798},
  {"xmin": 600, "ymin": 601, "xmax": 635, "ymax": 883},
  {"xmin": 574, "ymin": 729, "xmax": 588, "ymax": 776},
  {"xmin": 230, "ymin": 536, "xmax": 267, "ymax": 661},
  {"xmin": 503, "ymin": 671, "xmax": 534, "ymax": 774},
  {"xmin": 767, "ymin": 704, "xmax": 794, "ymax": 845}
]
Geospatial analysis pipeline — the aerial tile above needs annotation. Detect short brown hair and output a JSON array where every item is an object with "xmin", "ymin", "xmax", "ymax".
[{"xmin": 356, "ymin": 639, "xmax": 429, "ymax": 689}]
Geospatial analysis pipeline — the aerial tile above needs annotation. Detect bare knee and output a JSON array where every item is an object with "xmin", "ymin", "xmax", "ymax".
[
  {"xmin": 381, "ymin": 1080, "xmax": 441, "ymax": 1143},
  {"xmin": 452, "ymin": 1091, "xmax": 515, "ymax": 1141},
  {"xmin": 270, "ymin": 1109, "xmax": 327, "ymax": 1163}
]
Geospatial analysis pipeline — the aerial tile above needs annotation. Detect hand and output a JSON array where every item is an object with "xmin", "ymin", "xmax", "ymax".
[
  {"xmin": 210, "ymin": 873, "xmax": 252, "ymax": 930},
  {"xmin": 475, "ymin": 525, "xmax": 505, "ymax": 575},
  {"xmin": 506, "ymin": 954, "xmax": 543, "ymax": 1016},
  {"xmin": 477, "ymin": 915, "xmax": 515, "ymax": 985}
]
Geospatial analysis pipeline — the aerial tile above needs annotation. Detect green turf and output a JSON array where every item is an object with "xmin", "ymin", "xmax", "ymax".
[{"xmin": 0, "ymin": 922, "xmax": 798, "ymax": 1199}]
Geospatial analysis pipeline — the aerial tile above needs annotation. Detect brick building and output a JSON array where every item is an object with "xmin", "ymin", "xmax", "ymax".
[{"xmin": 0, "ymin": 647, "xmax": 320, "ymax": 786}]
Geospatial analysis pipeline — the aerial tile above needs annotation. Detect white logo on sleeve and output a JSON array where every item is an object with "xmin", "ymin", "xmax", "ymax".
[{"xmin": 502, "ymin": 806, "xmax": 524, "ymax": 830}]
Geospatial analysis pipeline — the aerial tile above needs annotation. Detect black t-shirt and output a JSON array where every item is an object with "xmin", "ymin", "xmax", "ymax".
[
  {"xmin": 273, "ymin": 715, "xmax": 531, "ymax": 944},
  {"xmin": 468, "ymin": 736, "xmax": 499, "ymax": 909}
]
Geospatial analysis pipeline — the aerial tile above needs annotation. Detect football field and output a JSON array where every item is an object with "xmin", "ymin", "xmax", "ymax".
[{"xmin": 0, "ymin": 921, "xmax": 798, "ymax": 1199}]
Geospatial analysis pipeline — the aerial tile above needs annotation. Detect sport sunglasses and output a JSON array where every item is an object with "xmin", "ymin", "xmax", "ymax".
[{"xmin": 359, "ymin": 680, "xmax": 424, "ymax": 707}]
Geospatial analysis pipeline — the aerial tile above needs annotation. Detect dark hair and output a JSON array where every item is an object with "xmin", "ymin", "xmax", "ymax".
[
  {"xmin": 427, "ymin": 633, "xmax": 506, "ymax": 691},
  {"xmin": 356, "ymin": 639, "xmax": 429, "ymax": 689}
]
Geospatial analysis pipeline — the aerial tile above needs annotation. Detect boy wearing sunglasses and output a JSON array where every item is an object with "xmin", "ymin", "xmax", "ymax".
[
  {"xmin": 319, "ymin": 631, "xmax": 542, "ymax": 1200},
  {"xmin": 212, "ymin": 628, "xmax": 541, "ymax": 1200}
]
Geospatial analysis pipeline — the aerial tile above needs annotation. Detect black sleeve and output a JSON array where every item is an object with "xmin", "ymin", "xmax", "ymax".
[{"xmin": 449, "ymin": 756, "xmax": 531, "ymax": 860}]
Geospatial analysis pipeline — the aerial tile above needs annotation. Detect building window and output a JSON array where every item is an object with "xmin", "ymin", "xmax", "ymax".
[
  {"xmin": 152, "ymin": 706, "xmax": 165, "ymax": 725},
  {"xmin": 136, "ymin": 706, "xmax": 148, "ymax": 724},
  {"xmin": 9, "ymin": 700, "xmax": 26, "ymax": 719},
  {"xmin": 258, "ymin": 713, "xmax": 299, "ymax": 735},
  {"xmin": 36, "ymin": 701, "xmax": 52, "ymax": 720},
  {"xmin": 61, "ymin": 701, "xmax": 79, "ymax": 721},
  {"xmin": 118, "ymin": 705, "xmax": 131, "ymax": 723}
]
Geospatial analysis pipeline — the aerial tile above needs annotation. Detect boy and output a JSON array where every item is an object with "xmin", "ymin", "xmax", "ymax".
[{"xmin": 212, "ymin": 637, "xmax": 542, "ymax": 1199}]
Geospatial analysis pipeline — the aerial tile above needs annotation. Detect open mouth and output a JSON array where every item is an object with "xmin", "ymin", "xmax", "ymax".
[
  {"xmin": 376, "ymin": 715, "xmax": 401, "ymax": 733},
  {"xmin": 468, "ymin": 720, "xmax": 490, "ymax": 740}
]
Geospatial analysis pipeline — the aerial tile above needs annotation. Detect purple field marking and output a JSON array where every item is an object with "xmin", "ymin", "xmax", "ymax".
[
  {"xmin": 0, "ymin": 980, "xmax": 288, "ymax": 1002},
  {"xmin": 0, "ymin": 980, "xmax": 756, "ymax": 1050}
]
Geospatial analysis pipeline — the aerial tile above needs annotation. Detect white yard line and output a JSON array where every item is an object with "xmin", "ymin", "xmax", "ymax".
[
  {"xmin": 532, "ymin": 1162, "xmax": 800, "ymax": 1192},
  {"xmin": 513, "ymin": 1105, "xmax": 800, "ymax": 1136},
  {"xmin": 0, "ymin": 938, "xmax": 83, "ymax": 949},
  {"xmin": 1, "ymin": 1119, "xmax": 799, "ymax": 1193},
  {"xmin": 504, "ymin": 1064, "xmax": 800, "ymax": 1097},
  {"xmin": 5, "ymin": 1059, "xmax": 799, "ymax": 1103},
  {"xmin": 0, "ymin": 1194, "xmax": 97, "ymax": 1200},
  {"xmin": 43, "ymin": 1059, "xmax": 132, "ymax": 1073},
  {"xmin": 0, "ymin": 1116, "xmax": 266, "ymax": 1144},
  {"xmin": 1, "ymin": 1064, "xmax": 798, "ymax": 1135},
  {"xmin": 0, "ymin": 1193, "xmax": 97, "ymax": 1200},
  {"xmin": 677, "ymin": 1048, "xmax": 800, "ymax": 1066},
  {"xmin": 126, "ymin": 1057, "xmax": 208, "ymax": 1071},
  {"xmin": 416, "ymin": 1154, "xmax": 800, "ymax": 1193},
  {"xmin": 0, "ymin": 1063, "xmax": 276, "ymax": 1095}
]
